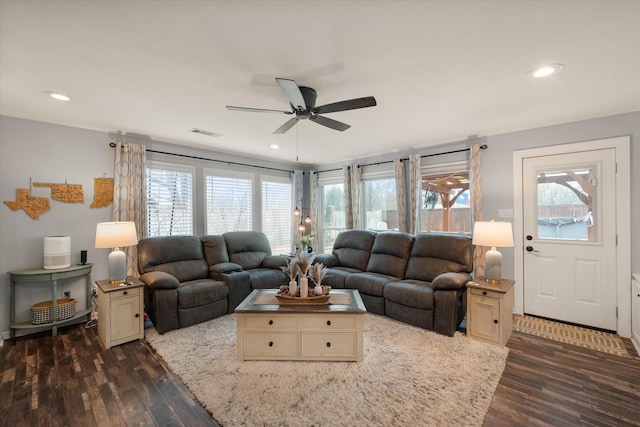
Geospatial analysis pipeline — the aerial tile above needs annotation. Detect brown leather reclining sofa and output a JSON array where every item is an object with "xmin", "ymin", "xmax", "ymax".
[{"xmin": 137, "ymin": 230, "xmax": 473, "ymax": 336}]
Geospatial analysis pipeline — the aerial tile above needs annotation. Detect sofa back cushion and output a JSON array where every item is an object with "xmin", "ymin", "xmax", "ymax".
[
  {"xmin": 137, "ymin": 235, "xmax": 209, "ymax": 282},
  {"xmin": 332, "ymin": 229, "xmax": 377, "ymax": 271},
  {"xmin": 223, "ymin": 231, "xmax": 272, "ymax": 270},
  {"xmin": 201, "ymin": 235, "xmax": 230, "ymax": 265},
  {"xmin": 366, "ymin": 231, "xmax": 414, "ymax": 278},
  {"xmin": 404, "ymin": 232, "xmax": 473, "ymax": 282}
]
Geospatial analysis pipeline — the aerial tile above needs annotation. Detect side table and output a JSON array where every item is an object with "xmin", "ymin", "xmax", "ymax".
[
  {"xmin": 95, "ymin": 277, "xmax": 144, "ymax": 349},
  {"xmin": 466, "ymin": 277, "xmax": 515, "ymax": 346},
  {"xmin": 8, "ymin": 264, "xmax": 93, "ymax": 338}
]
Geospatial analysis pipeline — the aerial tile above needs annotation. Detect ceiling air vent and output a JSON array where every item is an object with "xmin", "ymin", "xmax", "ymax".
[{"xmin": 191, "ymin": 128, "xmax": 223, "ymax": 137}]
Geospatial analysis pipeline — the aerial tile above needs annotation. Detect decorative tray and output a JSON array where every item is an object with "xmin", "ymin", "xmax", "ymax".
[{"xmin": 275, "ymin": 285, "xmax": 331, "ymax": 305}]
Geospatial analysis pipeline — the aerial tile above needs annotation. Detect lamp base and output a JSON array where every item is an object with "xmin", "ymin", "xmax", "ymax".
[
  {"xmin": 484, "ymin": 247, "xmax": 502, "ymax": 284},
  {"xmin": 108, "ymin": 249, "xmax": 127, "ymax": 285}
]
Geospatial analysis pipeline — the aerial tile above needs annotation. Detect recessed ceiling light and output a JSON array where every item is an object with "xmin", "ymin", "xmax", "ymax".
[
  {"xmin": 527, "ymin": 63, "xmax": 564, "ymax": 78},
  {"xmin": 270, "ymin": 144, "xmax": 280, "ymax": 149},
  {"xmin": 43, "ymin": 91, "xmax": 70, "ymax": 101}
]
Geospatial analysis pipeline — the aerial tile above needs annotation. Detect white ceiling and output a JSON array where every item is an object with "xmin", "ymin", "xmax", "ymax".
[{"xmin": 1, "ymin": 1, "xmax": 639, "ymax": 165}]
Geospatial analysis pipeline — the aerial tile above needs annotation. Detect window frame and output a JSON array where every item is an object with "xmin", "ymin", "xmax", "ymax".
[
  {"xmin": 203, "ymin": 168, "xmax": 255, "ymax": 235},
  {"xmin": 360, "ymin": 167, "xmax": 397, "ymax": 231},
  {"xmin": 145, "ymin": 160, "xmax": 196, "ymax": 237},
  {"xmin": 317, "ymin": 171, "xmax": 345, "ymax": 253},
  {"xmin": 419, "ymin": 160, "xmax": 471, "ymax": 234},
  {"xmin": 260, "ymin": 174, "xmax": 293, "ymax": 254}
]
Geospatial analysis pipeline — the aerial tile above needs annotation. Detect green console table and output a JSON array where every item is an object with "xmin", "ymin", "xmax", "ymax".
[{"xmin": 8, "ymin": 264, "xmax": 93, "ymax": 339}]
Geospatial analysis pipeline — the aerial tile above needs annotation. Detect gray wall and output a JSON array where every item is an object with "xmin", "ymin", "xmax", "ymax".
[
  {"xmin": 1, "ymin": 111, "xmax": 638, "ymax": 339},
  {"xmin": 0, "ymin": 116, "xmax": 295, "ymax": 339},
  {"xmin": 482, "ymin": 111, "xmax": 639, "ymax": 281}
]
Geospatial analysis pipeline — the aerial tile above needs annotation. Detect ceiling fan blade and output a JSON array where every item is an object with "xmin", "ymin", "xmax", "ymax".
[
  {"xmin": 310, "ymin": 115, "xmax": 350, "ymax": 132},
  {"xmin": 226, "ymin": 105, "xmax": 293, "ymax": 114},
  {"xmin": 275, "ymin": 78, "xmax": 306, "ymax": 111},
  {"xmin": 313, "ymin": 96, "xmax": 377, "ymax": 114},
  {"xmin": 273, "ymin": 117, "xmax": 299, "ymax": 134}
]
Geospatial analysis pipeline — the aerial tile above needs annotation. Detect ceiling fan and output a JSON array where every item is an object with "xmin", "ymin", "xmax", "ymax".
[{"xmin": 226, "ymin": 78, "xmax": 377, "ymax": 134}]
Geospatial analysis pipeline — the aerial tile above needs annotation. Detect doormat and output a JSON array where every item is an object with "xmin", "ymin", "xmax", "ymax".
[{"xmin": 513, "ymin": 314, "xmax": 631, "ymax": 358}]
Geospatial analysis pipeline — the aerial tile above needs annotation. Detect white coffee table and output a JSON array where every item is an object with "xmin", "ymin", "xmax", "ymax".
[{"xmin": 235, "ymin": 289, "xmax": 367, "ymax": 362}]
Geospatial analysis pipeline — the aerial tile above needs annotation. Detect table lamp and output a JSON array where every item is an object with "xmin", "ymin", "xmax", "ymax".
[
  {"xmin": 472, "ymin": 220, "xmax": 514, "ymax": 284},
  {"xmin": 95, "ymin": 221, "xmax": 138, "ymax": 285}
]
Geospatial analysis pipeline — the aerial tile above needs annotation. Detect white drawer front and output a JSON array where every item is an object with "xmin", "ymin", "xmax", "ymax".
[
  {"xmin": 470, "ymin": 288, "xmax": 501, "ymax": 299},
  {"xmin": 243, "ymin": 315, "xmax": 298, "ymax": 329},
  {"xmin": 301, "ymin": 315, "xmax": 357, "ymax": 330},
  {"xmin": 110, "ymin": 287, "xmax": 141, "ymax": 299},
  {"xmin": 301, "ymin": 333, "xmax": 357, "ymax": 358},
  {"xmin": 243, "ymin": 332, "xmax": 299, "ymax": 357}
]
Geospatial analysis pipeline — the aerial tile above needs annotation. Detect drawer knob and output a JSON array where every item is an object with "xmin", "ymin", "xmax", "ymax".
[
  {"xmin": 493, "ymin": 319, "xmax": 499, "ymax": 324},
  {"xmin": 123, "ymin": 290, "xmax": 128, "ymax": 295},
  {"xmin": 269, "ymin": 320, "xmax": 273, "ymax": 325},
  {"xmin": 326, "ymin": 320, "xmax": 331, "ymax": 326},
  {"xmin": 326, "ymin": 342, "xmax": 331, "ymax": 347},
  {"xmin": 268, "ymin": 341, "xmax": 273, "ymax": 347},
  {"xmin": 482, "ymin": 291, "xmax": 487, "ymax": 296},
  {"xmin": 134, "ymin": 313, "xmax": 140, "ymax": 318}
]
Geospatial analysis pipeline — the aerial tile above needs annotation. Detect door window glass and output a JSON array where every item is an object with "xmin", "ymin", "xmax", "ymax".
[{"xmin": 536, "ymin": 165, "xmax": 595, "ymax": 241}]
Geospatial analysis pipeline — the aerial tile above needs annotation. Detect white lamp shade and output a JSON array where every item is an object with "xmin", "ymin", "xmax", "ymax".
[
  {"xmin": 95, "ymin": 221, "xmax": 138, "ymax": 249},
  {"xmin": 471, "ymin": 221, "xmax": 514, "ymax": 248}
]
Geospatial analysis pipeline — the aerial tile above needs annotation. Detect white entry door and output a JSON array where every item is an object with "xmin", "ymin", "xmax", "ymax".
[{"xmin": 522, "ymin": 148, "xmax": 617, "ymax": 330}]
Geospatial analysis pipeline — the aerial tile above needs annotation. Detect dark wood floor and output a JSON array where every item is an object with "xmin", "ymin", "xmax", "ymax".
[{"xmin": 1, "ymin": 322, "xmax": 638, "ymax": 427}]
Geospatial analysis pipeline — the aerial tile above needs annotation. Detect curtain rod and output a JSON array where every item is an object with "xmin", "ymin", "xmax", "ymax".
[
  {"xmin": 109, "ymin": 142, "xmax": 294, "ymax": 174},
  {"xmin": 315, "ymin": 144, "xmax": 488, "ymax": 174}
]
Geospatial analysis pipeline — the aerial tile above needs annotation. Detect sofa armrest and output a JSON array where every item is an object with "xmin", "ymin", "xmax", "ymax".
[
  {"xmin": 431, "ymin": 272, "xmax": 472, "ymax": 290},
  {"xmin": 139, "ymin": 271, "xmax": 180, "ymax": 289},
  {"xmin": 263, "ymin": 255, "xmax": 289, "ymax": 269},
  {"xmin": 210, "ymin": 270, "xmax": 251, "ymax": 312},
  {"xmin": 209, "ymin": 262, "xmax": 243, "ymax": 274},
  {"xmin": 313, "ymin": 253, "xmax": 338, "ymax": 268}
]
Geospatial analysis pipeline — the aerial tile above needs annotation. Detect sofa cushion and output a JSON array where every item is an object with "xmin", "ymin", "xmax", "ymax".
[
  {"xmin": 138, "ymin": 235, "xmax": 209, "ymax": 282},
  {"xmin": 332, "ymin": 229, "xmax": 377, "ymax": 271},
  {"xmin": 383, "ymin": 280, "xmax": 435, "ymax": 310},
  {"xmin": 224, "ymin": 231, "xmax": 272, "ymax": 269},
  {"xmin": 248, "ymin": 268, "xmax": 288, "ymax": 290},
  {"xmin": 345, "ymin": 272, "xmax": 398, "ymax": 297},
  {"xmin": 365, "ymin": 231, "xmax": 413, "ymax": 278},
  {"xmin": 322, "ymin": 267, "xmax": 362, "ymax": 289},
  {"xmin": 201, "ymin": 235, "xmax": 230, "ymax": 265},
  {"xmin": 177, "ymin": 279, "xmax": 228, "ymax": 309},
  {"xmin": 404, "ymin": 232, "xmax": 473, "ymax": 282}
]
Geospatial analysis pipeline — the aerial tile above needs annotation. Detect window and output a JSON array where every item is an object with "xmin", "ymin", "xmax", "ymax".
[
  {"xmin": 319, "ymin": 182, "xmax": 346, "ymax": 253},
  {"xmin": 261, "ymin": 176, "xmax": 292, "ymax": 253},
  {"xmin": 146, "ymin": 161, "xmax": 194, "ymax": 237},
  {"xmin": 362, "ymin": 177, "xmax": 398, "ymax": 231},
  {"xmin": 420, "ymin": 167, "xmax": 471, "ymax": 233},
  {"xmin": 205, "ymin": 170, "xmax": 253, "ymax": 235},
  {"xmin": 536, "ymin": 165, "xmax": 594, "ymax": 241}
]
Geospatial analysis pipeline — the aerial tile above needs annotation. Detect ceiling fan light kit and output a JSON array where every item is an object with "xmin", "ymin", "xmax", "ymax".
[{"xmin": 226, "ymin": 78, "xmax": 377, "ymax": 134}]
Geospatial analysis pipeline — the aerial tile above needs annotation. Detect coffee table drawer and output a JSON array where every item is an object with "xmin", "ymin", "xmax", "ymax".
[
  {"xmin": 242, "ymin": 314, "xmax": 298, "ymax": 329},
  {"xmin": 243, "ymin": 332, "xmax": 299, "ymax": 358},
  {"xmin": 301, "ymin": 332, "xmax": 357, "ymax": 358},
  {"xmin": 301, "ymin": 315, "xmax": 357, "ymax": 330}
]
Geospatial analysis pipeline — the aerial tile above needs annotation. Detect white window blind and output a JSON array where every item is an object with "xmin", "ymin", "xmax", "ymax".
[
  {"xmin": 146, "ymin": 162, "xmax": 194, "ymax": 237},
  {"xmin": 261, "ymin": 177, "xmax": 292, "ymax": 254},
  {"xmin": 205, "ymin": 171, "xmax": 253, "ymax": 234}
]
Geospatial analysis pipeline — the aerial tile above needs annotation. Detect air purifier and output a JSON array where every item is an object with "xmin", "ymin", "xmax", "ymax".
[{"xmin": 44, "ymin": 236, "xmax": 71, "ymax": 269}]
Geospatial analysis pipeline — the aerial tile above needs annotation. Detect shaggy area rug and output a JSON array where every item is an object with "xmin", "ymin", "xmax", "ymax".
[{"xmin": 146, "ymin": 313, "xmax": 509, "ymax": 427}]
